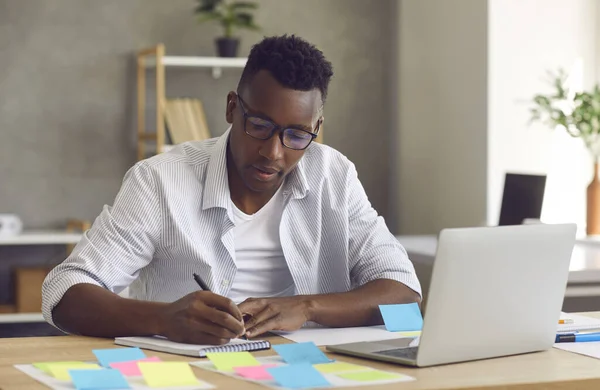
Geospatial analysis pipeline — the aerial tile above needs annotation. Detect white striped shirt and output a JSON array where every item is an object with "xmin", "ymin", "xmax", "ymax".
[{"xmin": 42, "ymin": 129, "xmax": 421, "ymax": 328}]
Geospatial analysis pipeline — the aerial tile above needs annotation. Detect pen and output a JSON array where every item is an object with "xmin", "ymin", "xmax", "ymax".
[
  {"xmin": 192, "ymin": 273, "xmax": 248, "ymax": 340},
  {"xmin": 555, "ymin": 332, "xmax": 600, "ymax": 343},
  {"xmin": 558, "ymin": 319, "xmax": 574, "ymax": 324}
]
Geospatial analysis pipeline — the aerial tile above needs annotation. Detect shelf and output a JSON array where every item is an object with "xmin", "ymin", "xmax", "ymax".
[
  {"xmin": 0, "ymin": 312, "xmax": 44, "ymax": 323},
  {"xmin": 0, "ymin": 230, "xmax": 83, "ymax": 246},
  {"xmin": 144, "ymin": 56, "xmax": 247, "ymax": 78}
]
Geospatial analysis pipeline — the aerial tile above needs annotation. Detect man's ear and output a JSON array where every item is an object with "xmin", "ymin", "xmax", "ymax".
[{"xmin": 225, "ymin": 91, "xmax": 237, "ymax": 124}]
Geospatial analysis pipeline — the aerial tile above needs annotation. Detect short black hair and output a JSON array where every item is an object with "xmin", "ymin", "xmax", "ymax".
[{"xmin": 238, "ymin": 34, "xmax": 334, "ymax": 103}]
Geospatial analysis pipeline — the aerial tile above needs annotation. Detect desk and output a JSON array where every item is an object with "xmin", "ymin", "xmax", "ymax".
[
  {"xmin": 3, "ymin": 313, "xmax": 600, "ymax": 389},
  {"xmin": 398, "ymin": 235, "xmax": 600, "ymax": 303}
]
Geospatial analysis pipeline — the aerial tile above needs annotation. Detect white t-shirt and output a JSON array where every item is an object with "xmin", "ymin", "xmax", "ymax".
[{"xmin": 228, "ymin": 187, "xmax": 295, "ymax": 304}]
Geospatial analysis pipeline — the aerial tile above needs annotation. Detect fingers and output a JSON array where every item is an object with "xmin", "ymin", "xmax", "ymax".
[
  {"xmin": 246, "ymin": 314, "xmax": 282, "ymax": 338},
  {"xmin": 244, "ymin": 304, "xmax": 278, "ymax": 337},
  {"xmin": 200, "ymin": 292, "xmax": 244, "ymax": 322},
  {"xmin": 195, "ymin": 303, "xmax": 246, "ymax": 336},
  {"xmin": 238, "ymin": 298, "xmax": 266, "ymax": 317}
]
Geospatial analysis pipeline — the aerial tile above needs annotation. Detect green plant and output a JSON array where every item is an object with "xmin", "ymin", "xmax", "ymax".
[
  {"xmin": 531, "ymin": 69, "xmax": 600, "ymax": 160},
  {"xmin": 194, "ymin": 0, "xmax": 260, "ymax": 38}
]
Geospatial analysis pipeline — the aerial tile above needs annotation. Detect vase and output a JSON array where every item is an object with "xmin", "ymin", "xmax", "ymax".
[
  {"xmin": 215, "ymin": 37, "xmax": 239, "ymax": 57},
  {"xmin": 587, "ymin": 162, "xmax": 600, "ymax": 235}
]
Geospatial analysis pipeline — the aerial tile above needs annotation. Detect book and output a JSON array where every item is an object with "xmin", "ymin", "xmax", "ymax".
[{"xmin": 114, "ymin": 336, "xmax": 271, "ymax": 358}]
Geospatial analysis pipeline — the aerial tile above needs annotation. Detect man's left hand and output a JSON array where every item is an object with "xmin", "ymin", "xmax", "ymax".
[{"xmin": 237, "ymin": 296, "xmax": 312, "ymax": 338}]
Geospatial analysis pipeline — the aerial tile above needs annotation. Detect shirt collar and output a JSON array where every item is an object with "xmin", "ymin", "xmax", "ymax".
[{"xmin": 201, "ymin": 127, "xmax": 310, "ymax": 211}]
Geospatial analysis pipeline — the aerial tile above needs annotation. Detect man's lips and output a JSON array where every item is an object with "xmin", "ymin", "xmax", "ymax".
[{"xmin": 252, "ymin": 165, "xmax": 280, "ymax": 174}]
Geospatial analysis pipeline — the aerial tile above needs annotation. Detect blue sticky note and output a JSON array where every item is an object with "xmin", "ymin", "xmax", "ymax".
[
  {"xmin": 92, "ymin": 347, "xmax": 146, "ymax": 367},
  {"xmin": 69, "ymin": 369, "xmax": 129, "ymax": 390},
  {"xmin": 273, "ymin": 342, "xmax": 333, "ymax": 365},
  {"xmin": 379, "ymin": 302, "xmax": 423, "ymax": 332},
  {"xmin": 267, "ymin": 363, "xmax": 330, "ymax": 389}
]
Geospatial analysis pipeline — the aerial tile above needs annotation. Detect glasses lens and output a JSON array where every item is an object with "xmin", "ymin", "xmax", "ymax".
[
  {"xmin": 282, "ymin": 128, "xmax": 313, "ymax": 150},
  {"xmin": 246, "ymin": 116, "xmax": 275, "ymax": 139}
]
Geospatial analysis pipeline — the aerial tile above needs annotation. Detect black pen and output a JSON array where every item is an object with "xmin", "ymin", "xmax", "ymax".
[{"xmin": 193, "ymin": 273, "xmax": 248, "ymax": 340}]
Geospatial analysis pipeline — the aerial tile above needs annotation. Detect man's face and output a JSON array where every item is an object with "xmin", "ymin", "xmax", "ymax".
[{"xmin": 226, "ymin": 70, "xmax": 322, "ymax": 193}]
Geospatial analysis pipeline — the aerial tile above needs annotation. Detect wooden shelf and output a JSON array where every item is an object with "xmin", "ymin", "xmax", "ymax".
[{"xmin": 0, "ymin": 230, "xmax": 83, "ymax": 246}]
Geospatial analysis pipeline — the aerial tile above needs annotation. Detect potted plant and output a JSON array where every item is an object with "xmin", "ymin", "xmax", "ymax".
[
  {"xmin": 530, "ymin": 69, "xmax": 600, "ymax": 235},
  {"xmin": 194, "ymin": 0, "xmax": 260, "ymax": 58}
]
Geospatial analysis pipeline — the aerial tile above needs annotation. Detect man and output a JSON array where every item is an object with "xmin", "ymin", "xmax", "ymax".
[{"xmin": 42, "ymin": 35, "xmax": 421, "ymax": 345}]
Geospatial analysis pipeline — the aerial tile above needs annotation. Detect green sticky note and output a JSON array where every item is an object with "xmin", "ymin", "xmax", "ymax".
[
  {"xmin": 338, "ymin": 370, "xmax": 403, "ymax": 382},
  {"xmin": 206, "ymin": 352, "xmax": 260, "ymax": 372},
  {"xmin": 33, "ymin": 361, "xmax": 86, "ymax": 374},
  {"xmin": 47, "ymin": 363, "xmax": 101, "ymax": 381},
  {"xmin": 314, "ymin": 362, "xmax": 368, "ymax": 373},
  {"xmin": 138, "ymin": 362, "xmax": 198, "ymax": 387}
]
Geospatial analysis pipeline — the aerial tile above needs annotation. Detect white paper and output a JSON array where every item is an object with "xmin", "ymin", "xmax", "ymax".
[
  {"xmin": 191, "ymin": 355, "xmax": 414, "ymax": 390},
  {"xmin": 272, "ymin": 325, "xmax": 418, "ymax": 346},
  {"xmin": 554, "ymin": 341, "xmax": 600, "ymax": 359},
  {"xmin": 14, "ymin": 364, "xmax": 214, "ymax": 390}
]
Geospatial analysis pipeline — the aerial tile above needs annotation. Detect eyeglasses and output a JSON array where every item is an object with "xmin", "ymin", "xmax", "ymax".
[{"xmin": 237, "ymin": 95, "xmax": 320, "ymax": 150}]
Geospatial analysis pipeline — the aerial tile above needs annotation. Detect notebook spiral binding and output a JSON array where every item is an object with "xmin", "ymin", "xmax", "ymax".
[{"xmin": 198, "ymin": 340, "xmax": 271, "ymax": 357}]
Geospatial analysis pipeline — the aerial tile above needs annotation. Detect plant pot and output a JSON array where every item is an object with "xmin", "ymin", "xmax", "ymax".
[
  {"xmin": 215, "ymin": 37, "xmax": 239, "ymax": 58},
  {"xmin": 587, "ymin": 162, "xmax": 600, "ymax": 235}
]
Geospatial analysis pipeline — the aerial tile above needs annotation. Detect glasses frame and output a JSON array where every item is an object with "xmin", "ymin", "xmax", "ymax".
[{"xmin": 237, "ymin": 95, "xmax": 320, "ymax": 151}]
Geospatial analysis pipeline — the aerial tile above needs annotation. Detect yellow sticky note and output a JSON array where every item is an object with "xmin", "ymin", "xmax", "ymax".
[
  {"xmin": 338, "ymin": 370, "xmax": 403, "ymax": 382},
  {"xmin": 395, "ymin": 331, "xmax": 422, "ymax": 337},
  {"xmin": 47, "ymin": 363, "xmax": 101, "ymax": 381},
  {"xmin": 314, "ymin": 362, "xmax": 369, "ymax": 373},
  {"xmin": 138, "ymin": 362, "xmax": 198, "ymax": 387},
  {"xmin": 33, "ymin": 361, "xmax": 86, "ymax": 374},
  {"xmin": 206, "ymin": 352, "xmax": 260, "ymax": 372}
]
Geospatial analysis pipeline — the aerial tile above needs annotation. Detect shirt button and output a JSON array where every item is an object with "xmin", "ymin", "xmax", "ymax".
[{"xmin": 221, "ymin": 279, "xmax": 229, "ymax": 287}]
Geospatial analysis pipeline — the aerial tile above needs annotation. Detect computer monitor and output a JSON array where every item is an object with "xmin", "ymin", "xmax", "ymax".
[{"xmin": 498, "ymin": 173, "xmax": 547, "ymax": 226}]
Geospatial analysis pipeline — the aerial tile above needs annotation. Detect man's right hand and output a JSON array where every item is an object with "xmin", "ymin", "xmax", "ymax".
[{"xmin": 158, "ymin": 291, "xmax": 245, "ymax": 345}]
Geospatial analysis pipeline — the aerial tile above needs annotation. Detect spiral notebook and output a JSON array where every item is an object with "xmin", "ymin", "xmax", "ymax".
[{"xmin": 114, "ymin": 336, "xmax": 271, "ymax": 357}]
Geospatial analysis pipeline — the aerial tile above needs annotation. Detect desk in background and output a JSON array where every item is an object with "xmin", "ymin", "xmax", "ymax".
[
  {"xmin": 3, "ymin": 312, "xmax": 600, "ymax": 389},
  {"xmin": 398, "ymin": 235, "xmax": 600, "ymax": 312}
]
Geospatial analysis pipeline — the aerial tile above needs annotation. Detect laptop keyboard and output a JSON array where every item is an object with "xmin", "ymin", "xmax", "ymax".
[{"xmin": 373, "ymin": 346, "xmax": 418, "ymax": 360}]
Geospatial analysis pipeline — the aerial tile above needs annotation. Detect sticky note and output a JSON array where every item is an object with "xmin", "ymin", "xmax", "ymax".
[
  {"xmin": 233, "ymin": 364, "xmax": 277, "ymax": 380},
  {"xmin": 33, "ymin": 361, "xmax": 86, "ymax": 375},
  {"xmin": 273, "ymin": 342, "xmax": 333, "ymax": 365},
  {"xmin": 138, "ymin": 362, "xmax": 198, "ymax": 387},
  {"xmin": 314, "ymin": 361, "xmax": 368, "ymax": 373},
  {"xmin": 47, "ymin": 363, "xmax": 101, "ymax": 381},
  {"xmin": 379, "ymin": 303, "xmax": 423, "ymax": 332},
  {"xmin": 69, "ymin": 369, "xmax": 129, "ymax": 390},
  {"xmin": 109, "ymin": 356, "xmax": 161, "ymax": 377},
  {"xmin": 93, "ymin": 347, "xmax": 146, "ymax": 367},
  {"xmin": 206, "ymin": 351, "xmax": 260, "ymax": 372},
  {"xmin": 267, "ymin": 363, "xmax": 330, "ymax": 389},
  {"xmin": 396, "ymin": 330, "xmax": 422, "ymax": 337},
  {"xmin": 337, "ymin": 369, "xmax": 404, "ymax": 382}
]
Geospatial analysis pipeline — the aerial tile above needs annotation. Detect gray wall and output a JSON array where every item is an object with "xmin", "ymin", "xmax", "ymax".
[
  {"xmin": 0, "ymin": 0, "xmax": 393, "ymax": 228},
  {"xmin": 0, "ymin": 0, "xmax": 394, "ymax": 304}
]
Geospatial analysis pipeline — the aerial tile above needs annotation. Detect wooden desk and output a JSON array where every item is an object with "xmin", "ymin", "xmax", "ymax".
[{"xmin": 3, "ymin": 313, "xmax": 600, "ymax": 389}]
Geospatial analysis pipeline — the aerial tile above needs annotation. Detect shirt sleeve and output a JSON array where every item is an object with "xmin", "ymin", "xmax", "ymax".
[
  {"xmin": 347, "ymin": 163, "xmax": 422, "ymax": 297},
  {"xmin": 42, "ymin": 161, "xmax": 162, "ymax": 328}
]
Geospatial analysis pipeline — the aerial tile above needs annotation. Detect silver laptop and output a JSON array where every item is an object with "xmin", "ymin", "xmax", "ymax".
[{"xmin": 327, "ymin": 223, "xmax": 576, "ymax": 367}]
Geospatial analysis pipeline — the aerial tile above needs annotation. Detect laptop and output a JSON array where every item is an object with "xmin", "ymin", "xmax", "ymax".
[{"xmin": 327, "ymin": 223, "xmax": 576, "ymax": 367}]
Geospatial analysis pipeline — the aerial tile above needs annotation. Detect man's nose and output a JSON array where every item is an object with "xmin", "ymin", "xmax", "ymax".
[{"xmin": 259, "ymin": 132, "xmax": 284, "ymax": 161}]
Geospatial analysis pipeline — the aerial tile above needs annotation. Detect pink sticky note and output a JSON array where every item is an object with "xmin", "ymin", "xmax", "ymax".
[
  {"xmin": 109, "ymin": 356, "xmax": 161, "ymax": 376},
  {"xmin": 234, "ymin": 364, "xmax": 277, "ymax": 381}
]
